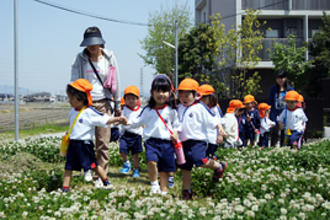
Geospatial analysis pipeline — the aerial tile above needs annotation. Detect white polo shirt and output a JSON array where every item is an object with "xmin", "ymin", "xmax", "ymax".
[
  {"xmin": 69, "ymin": 107, "xmax": 110, "ymax": 140},
  {"xmin": 177, "ymin": 102, "xmax": 220, "ymax": 142},
  {"xmin": 277, "ymin": 108, "xmax": 308, "ymax": 133},
  {"xmin": 206, "ymin": 105, "xmax": 225, "ymax": 144},
  {"xmin": 222, "ymin": 113, "xmax": 238, "ymax": 145},
  {"xmin": 129, "ymin": 105, "xmax": 181, "ymax": 141},
  {"xmin": 260, "ymin": 117, "xmax": 275, "ymax": 135},
  {"xmin": 121, "ymin": 105, "xmax": 143, "ymax": 136}
]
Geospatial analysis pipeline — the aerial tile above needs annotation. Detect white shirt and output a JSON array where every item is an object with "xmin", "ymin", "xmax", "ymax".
[
  {"xmin": 260, "ymin": 117, "xmax": 275, "ymax": 135},
  {"xmin": 129, "ymin": 105, "xmax": 180, "ymax": 141},
  {"xmin": 69, "ymin": 107, "xmax": 110, "ymax": 140},
  {"xmin": 222, "ymin": 113, "xmax": 238, "ymax": 145},
  {"xmin": 277, "ymin": 108, "xmax": 308, "ymax": 133},
  {"xmin": 177, "ymin": 103, "xmax": 219, "ymax": 142},
  {"xmin": 121, "ymin": 105, "xmax": 143, "ymax": 136},
  {"xmin": 207, "ymin": 105, "xmax": 225, "ymax": 144}
]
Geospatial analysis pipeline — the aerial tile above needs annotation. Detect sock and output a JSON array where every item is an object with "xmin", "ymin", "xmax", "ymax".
[
  {"xmin": 151, "ymin": 181, "xmax": 159, "ymax": 186},
  {"xmin": 168, "ymin": 177, "xmax": 174, "ymax": 183},
  {"xmin": 217, "ymin": 163, "xmax": 223, "ymax": 171},
  {"xmin": 62, "ymin": 186, "xmax": 70, "ymax": 192},
  {"xmin": 103, "ymin": 178, "xmax": 110, "ymax": 186}
]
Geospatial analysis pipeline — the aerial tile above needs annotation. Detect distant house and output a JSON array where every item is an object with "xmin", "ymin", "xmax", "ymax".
[{"xmin": 23, "ymin": 92, "xmax": 55, "ymax": 102}]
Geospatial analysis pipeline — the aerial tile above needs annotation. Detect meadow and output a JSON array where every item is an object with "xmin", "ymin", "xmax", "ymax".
[{"xmin": 0, "ymin": 136, "xmax": 329, "ymax": 219}]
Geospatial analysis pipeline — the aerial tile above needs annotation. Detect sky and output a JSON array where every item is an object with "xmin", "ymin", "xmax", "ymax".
[{"xmin": 1, "ymin": 0, "xmax": 194, "ymax": 96}]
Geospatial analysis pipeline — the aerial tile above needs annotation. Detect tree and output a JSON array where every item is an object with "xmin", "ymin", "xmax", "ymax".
[
  {"xmin": 211, "ymin": 9, "xmax": 265, "ymax": 98},
  {"xmin": 270, "ymin": 35, "xmax": 312, "ymax": 92},
  {"xmin": 307, "ymin": 13, "xmax": 330, "ymax": 97},
  {"xmin": 140, "ymin": 5, "xmax": 192, "ymax": 82}
]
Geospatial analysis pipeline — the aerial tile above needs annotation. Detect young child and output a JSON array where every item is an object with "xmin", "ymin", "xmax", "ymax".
[
  {"xmin": 109, "ymin": 99, "xmax": 123, "ymax": 143},
  {"xmin": 128, "ymin": 74, "xmax": 180, "ymax": 195},
  {"xmin": 223, "ymin": 100, "xmax": 246, "ymax": 148},
  {"xmin": 257, "ymin": 103, "xmax": 275, "ymax": 149},
  {"xmin": 198, "ymin": 84, "xmax": 225, "ymax": 160},
  {"xmin": 277, "ymin": 91, "xmax": 308, "ymax": 149},
  {"xmin": 62, "ymin": 79, "xmax": 127, "ymax": 192},
  {"xmin": 177, "ymin": 78, "xmax": 227, "ymax": 200},
  {"xmin": 119, "ymin": 86, "xmax": 143, "ymax": 178},
  {"xmin": 242, "ymin": 95, "xmax": 261, "ymax": 147}
]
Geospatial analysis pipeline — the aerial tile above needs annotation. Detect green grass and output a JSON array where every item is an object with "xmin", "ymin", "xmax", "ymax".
[{"xmin": 0, "ymin": 123, "xmax": 68, "ymax": 140}]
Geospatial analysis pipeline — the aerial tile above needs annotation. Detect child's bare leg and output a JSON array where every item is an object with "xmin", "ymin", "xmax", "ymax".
[
  {"xmin": 62, "ymin": 170, "xmax": 72, "ymax": 187},
  {"xmin": 201, "ymin": 159, "xmax": 219, "ymax": 170},
  {"xmin": 120, "ymin": 152, "xmax": 129, "ymax": 162},
  {"xmin": 182, "ymin": 169, "xmax": 192, "ymax": 190},
  {"xmin": 93, "ymin": 165, "xmax": 107, "ymax": 181},
  {"xmin": 159, "ymin": 172, "xmax": 169, "ymax": 192},
  {"xmin": 132, "ymin": 153, "xmax": 139, "ymax": 169},
  {"xmin": 147, "ymin": 161, "xmax": 158, "ymax": 182}
]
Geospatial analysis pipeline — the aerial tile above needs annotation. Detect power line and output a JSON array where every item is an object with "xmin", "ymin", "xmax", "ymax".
[{"xmin": 32, "ymin": 0, "xmax": 150, "ymax": 27}]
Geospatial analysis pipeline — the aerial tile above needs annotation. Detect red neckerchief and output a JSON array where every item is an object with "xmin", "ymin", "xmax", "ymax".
[
  {"xmin": 154, "ymin": 104, "xmax": 168, "ymax": 110},
  {"xmin": 126, "ymin": 105, "xmax": 141, "ymax": 112},
  {"xmin": 288, "ymin": 107, "xmax": 298, "ymax": 112}
]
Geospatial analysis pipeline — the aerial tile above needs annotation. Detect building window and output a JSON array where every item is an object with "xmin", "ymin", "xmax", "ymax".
[
  {"xmin": 266, "ymin": 29, "xmax": 279, "ymax": 38},
  {"xmin": 311, "ymin": 29, "xmax": 319, "ymax": 37}
]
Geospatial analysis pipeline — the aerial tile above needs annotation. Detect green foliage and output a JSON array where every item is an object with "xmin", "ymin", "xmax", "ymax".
[
  {"xmin": 271, "ymin": 35, "xmax": 312, "ymax": 92},
  {"xmin": 307, "ymin": 13, "xmax": 330, "ymax": 96},
  {"xmin": 140, "ymin": 5, "xmax": 192, "ymax": 82}
]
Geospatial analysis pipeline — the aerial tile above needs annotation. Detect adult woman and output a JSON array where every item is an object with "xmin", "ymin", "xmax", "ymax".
[
  {"xmin": 268, "ymin": 70, "xmax": 293, "ymax": 147},
  {"xmin": 71, "ymin": 26, "xmax": 121, "ymax": 184}
]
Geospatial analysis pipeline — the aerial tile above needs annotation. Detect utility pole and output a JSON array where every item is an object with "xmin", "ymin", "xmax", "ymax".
[
  {"xmin": 140, "ymin": 67, "xmax": 143, "ymax": 97},
  {"xmin": 175, "ymin": 20, "xmax": 178, "ymax": 89},
  {"xmin": 14, "ymin": 0, "xmax": 19, "ymax": 141}
]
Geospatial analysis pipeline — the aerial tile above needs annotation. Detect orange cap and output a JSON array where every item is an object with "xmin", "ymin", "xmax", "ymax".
[
  {"xmin": 198, "ymin": 84, "xmax": 215, "ymax": 96},
  {"xmin": 258, "ymin": 103, "xmax": 271, "ymax": 118},
  {"xmin": 226, "ymin": 99, "xmax": 245, "ymax": 113},
  {"xmin": 124, "ymin": 85, "xmax": 140, "ymax": 98},
  {"xmin": 298, "ymin": 94, "xmax": 304, "ymax": 103},
  {"xmin": 120, "ymin": 97, "xmax": 125, "ymax": 106},
  {"xmin": 243, "ymin": 94, "xmax": 257, "ymax": 104},
  {"xmin": 177, "ymin": 78, "xmax": 199, "ymax": 91},
  {"xmin": 284, "ymin": 91, "xmax": 300, "ymax": 101},
  {"xmin": 69, "ymin": 79, "xmax": 93, "ymax": 106}
]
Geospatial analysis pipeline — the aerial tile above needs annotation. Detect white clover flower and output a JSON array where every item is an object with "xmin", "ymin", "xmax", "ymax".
[
  {"xmin": 246, "ymin": 210, "xmax": 255, "ymax": 218},
  {"xmin": 298, "ymin": 212, "xmax": 305, "ymax": 219},
  {"xmin": 322, "ymin": 201, "xmax": 330, "ymax": 210},
  {"xmin": 234, "ymin": 205, "xmax": 244, "ymax": 213},
  {"xmin": 280, "ymin": 208, "xmax": 287, "ymax": 215},
  {"xmin": 278, "ymin": 198, "xmax": 285, "ymax": 204},
  {"xmin": 280, "ymin": 215, "xmax": 287, "ymax": 220},
  {"xmin": 243, "ymin": 199, "xmax": 252, "ymax": 207}
]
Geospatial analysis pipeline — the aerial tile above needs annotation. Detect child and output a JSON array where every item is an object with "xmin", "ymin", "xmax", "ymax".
[
  {"xmin": 109, "ymin": 98, "xmax": 124, "ymax": 143},
  {"xmin": 277, "ymin": 91, "xmax": 308, "ymax": 149},
  {"xmin": 222, "ymin": 100, "xmax": 246, "ymax": 148},
  {"xmin": 119, "ymin": 86, "xmax": 143, "ymax": 178},
  {"xmin": 198, "ymin": 84, "xmax": 225, "ymax": 160},
  {"xmin": 177, "ymin": 78, "xmax": 227, "ymax": 200},
  {"xmin": 242, "ymin": 95, "xmax": 261, "ymax": 147},
  {"xmin": 257, "ymin": 103, "xmax": 275, "ymax": 149},
  {"xmin": 128, "ymin": 74, "xmax": 180, "ymax": 195},
  {"xmin": 62, "ymin": 79, "xmax": 127, "ymax": 192}
]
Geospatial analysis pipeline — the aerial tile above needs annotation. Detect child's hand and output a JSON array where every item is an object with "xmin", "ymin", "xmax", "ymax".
[
  {"xmin": 216, "ymin": 134, "xmax": 224, "ymax": 144},
  {"xmin": 247, "ymin": 115, "xmax": 251, "ymax": 122},
  {"xmin": 254, "ymin": 129, "xmax": 259, "ymax": 134},
  {"xmin": 117, "ymin": 116, "xmax": 128, "ymax": 125},
  {"xmin": 170, "ymin": 131, "xmax": 178, "ymax": 143}
]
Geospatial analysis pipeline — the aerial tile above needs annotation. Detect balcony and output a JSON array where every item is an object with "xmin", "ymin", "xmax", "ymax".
[
  {"xmin": 292, "ymin": 0, "xmax": 330, "ymax": 10},
  {"xmin": 242, "ymin": 0, "xmax": 289, "ymax": 10},
  {"xmin": 258, "ymin": 38, "xmax": 304, "ymax": 61},
  {"xmin": 242, "ymin": 0, "xmax": 330, "ymax": 10}
]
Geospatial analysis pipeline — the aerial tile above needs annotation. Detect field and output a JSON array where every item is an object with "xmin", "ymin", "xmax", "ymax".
[
  {"xmin": 0, "ymin": 136, "xmax": 329, "ymax": 219},
  {"xmin": 0, "ymin": 103, "xmax": 70, "ymax": 132}
]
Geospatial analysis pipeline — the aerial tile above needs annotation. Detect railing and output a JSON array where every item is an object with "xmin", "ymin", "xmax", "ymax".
[
  {"xmin": 258, "ymin": 38, "xmax": 304, "ymax": 61},
  {"xmin": 242, "ymin": 0, "xmax": 330, "ymax": 10},
  {"xmin": 242, "ymin": 0, "xmax": 289, "ymax": 10}
]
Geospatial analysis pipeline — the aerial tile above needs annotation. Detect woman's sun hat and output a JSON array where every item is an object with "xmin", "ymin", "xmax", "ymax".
[{"xmin": 80, "ymin": 26, "xmax": 106, "ymax": 47}]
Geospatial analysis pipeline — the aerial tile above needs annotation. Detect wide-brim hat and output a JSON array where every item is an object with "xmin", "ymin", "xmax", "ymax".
[{"xmin": 80, "ymin": 30, "xmax": 106, "ymax": 47}]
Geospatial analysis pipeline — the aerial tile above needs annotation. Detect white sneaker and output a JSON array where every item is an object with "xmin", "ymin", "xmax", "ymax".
[
  {"xmin": 84, "ymin": 170, "xmax": 93, "ymax": 182},
  {"xmin": 150, "ymin": 184, "xmax": 161, "ymax": 195},
  {"xmin": 103, "ymin": 182, "xmax": 113, "ymax": 190},
  {"xmin": 160, "ymin": 191, "xmax": 168, "ymax": 196},
  {"xmin": 94, "ymin": 178, "xmax": 103, "ymax": 188}
]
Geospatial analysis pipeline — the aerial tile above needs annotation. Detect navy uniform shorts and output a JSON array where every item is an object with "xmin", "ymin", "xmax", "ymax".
[
  {"xmin": 65, "ymin": 140, "xmax": 97, "ymax": 172},
  {"xmin": 144, "ymin": 138, "xmax": 176, "ymax": 172},
  {"xmin": 178, "ymin": 139, "xmax": 208, "ymax": 171},
  {"xmin": 119, "ymin": 131, "xmax": 143, "ymax": 155},
  {"xmin": 110, "ymin": 127, "xmax": 120, "ymax": 142},
  {"xmin": 259, "ymin": 132, "xmax": 270, "ymax": 148},
  {"xmin": 289, "ymin": 130, "xmax": 303, "ymax": 147}
]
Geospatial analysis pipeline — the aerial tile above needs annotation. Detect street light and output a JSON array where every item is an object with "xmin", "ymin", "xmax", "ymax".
[{"xmin": 162, "ymin": 20, "xmax": 178, "ymax": 89}]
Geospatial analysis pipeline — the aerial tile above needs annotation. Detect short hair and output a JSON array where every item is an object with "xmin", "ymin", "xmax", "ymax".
[
  {"xmin": 203, "ymin": 94, "xmax": 218, "ymax": 108},
  {"xmin": 66, "ymin": 85, "xmax": 89, "ymax": 106}
]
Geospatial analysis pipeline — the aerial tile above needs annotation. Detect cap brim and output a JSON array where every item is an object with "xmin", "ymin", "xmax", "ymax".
[{"xmin": 80, "ymin": 37, "xmax": 106, "ymax": 47}]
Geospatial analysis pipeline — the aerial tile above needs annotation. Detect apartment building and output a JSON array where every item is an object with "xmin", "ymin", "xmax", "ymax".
[{"xmin": 195, "ymin": 0, "xmax": 330, "ymax": 98}]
